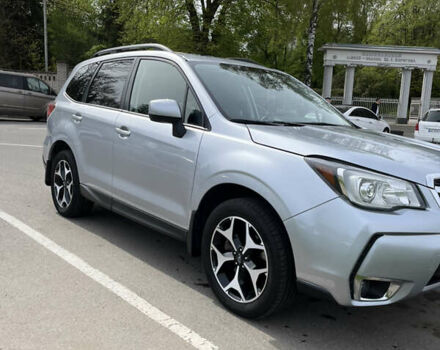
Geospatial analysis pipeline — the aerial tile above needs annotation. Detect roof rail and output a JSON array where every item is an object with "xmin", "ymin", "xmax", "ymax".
[
  {"xmin": 93, "ymin": 43, "xmax": 173, "ymax": 58},
  {"xmin": 227, "ymin": 57, "xmax": 260, "ymax": 65}
]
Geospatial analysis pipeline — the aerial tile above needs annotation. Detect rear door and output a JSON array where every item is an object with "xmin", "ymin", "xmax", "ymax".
[
  {"xmin": 23, "ymin": 77, "xmax": 55, "ymax": 117},
  {"xmin": 0, "ymin": 73, "xmax": 26, "ymax": 116},
  {"xmin": 112, "ymin": 58, "xmax": 206, "ymax": 230},
  {"xmin": 419, "ymin": 111, "xmax": 440, "ymax": 143},
  {"xmin": 74, "ymin": 59, "xmax": 134, "ymax": 197}
]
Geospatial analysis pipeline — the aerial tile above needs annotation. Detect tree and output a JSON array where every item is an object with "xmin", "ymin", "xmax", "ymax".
[
  {"xmin": 0, "ymin": 0, "xmax": 44, "ymax": 70},
  {"xmin": 304, "ymin": 0, "xmax": 321, "ymax": 87}
]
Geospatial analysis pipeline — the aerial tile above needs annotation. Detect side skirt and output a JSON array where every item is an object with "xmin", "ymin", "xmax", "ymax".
[{"xmin": 80, "ymin": 184, "xmax": 187, "ymax": 242}]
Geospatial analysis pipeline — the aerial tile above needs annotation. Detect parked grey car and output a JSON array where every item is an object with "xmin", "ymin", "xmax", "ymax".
[
  {"xmin": 43, "ymin": 44, "xmax": 440, "ymax": 318},
  {"xmin": 0, "ymin": 70, "xmax": 57, "ymax": 120}
]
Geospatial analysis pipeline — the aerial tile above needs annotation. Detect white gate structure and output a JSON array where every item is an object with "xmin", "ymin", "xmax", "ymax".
[{"xmin": 319, "ymin": 44, "xmax": 440, "ymax": 122}]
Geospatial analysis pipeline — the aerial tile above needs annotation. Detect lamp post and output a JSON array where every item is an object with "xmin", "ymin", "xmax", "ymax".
[{"xmin": 43, "ymin": 0, "xmax": 48, "ymax": 72}]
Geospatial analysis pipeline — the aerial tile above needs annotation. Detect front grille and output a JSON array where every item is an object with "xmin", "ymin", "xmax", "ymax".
[{"xmin": 427, "ymin": 265, "xmax": 440, "ymax": 286}]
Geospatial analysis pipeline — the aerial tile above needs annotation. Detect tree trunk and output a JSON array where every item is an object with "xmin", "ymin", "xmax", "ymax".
[
  {"xmin": 304, "ymin": 0, "xmax": 320, "ymax": 87},
  {"xmin": 185, "ymin": 0, "xmax": 226, "ymax": 54}
]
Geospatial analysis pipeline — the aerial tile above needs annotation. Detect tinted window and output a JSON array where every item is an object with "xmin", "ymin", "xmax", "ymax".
[
  {"xmin": 66, "ymin": 62, "xmax": 98, "ymax": 101},
  {"xmin": 26, "ymin": 77, "xmax": 41, "ymax": 92},
  {"xmin": 184, "ymin": 89, "xmax": 203, "ymax": 126},
  {"xmin": 363, "ymin": 109, "xmax": 378, "ymax": 119},
  {"xmin": 86, "ymin": 60, "xmax": 133, "ymax": 108},
  {"xmin": 130, "ymin": 60, "xmax": 187, "ymax": 115},
  {"xmin": 424, "ymin": 111, "xmax": 440, "ymax": 122},
  {"xmin": 349, "ymin": 108, "xmax": 362, "ymax": 117},
  {"xmin": 0, "ymin": 73, "xmax": 23, "ymax": 89}
]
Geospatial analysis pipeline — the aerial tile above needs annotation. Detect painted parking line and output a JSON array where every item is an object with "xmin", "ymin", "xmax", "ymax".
[
  {"xmin": 0, "ymin": 142, "xmax": 43, "ymax": 148},
  {"xmin": 0, "ymin": 210, "xmax": 217, "ymax": 350},
  {"xmin": 19, "ymin": 127, "xmax": 47, "ymax": 130}
]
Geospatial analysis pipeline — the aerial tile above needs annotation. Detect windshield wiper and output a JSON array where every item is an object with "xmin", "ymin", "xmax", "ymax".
[
  {"xmin": 229, "ymin": 119, "xmax": 279, "ymax": 125},
  {"xmin": 230, "ymin": 119, "xmax": 305, "ymax": 127},
  {"xmin": 300, "ymin": 122, "xmax": 347, "ymax": 127},
  {"xmin": 271, "ymin": 121, "xmax": 305, "ymax": 127}
]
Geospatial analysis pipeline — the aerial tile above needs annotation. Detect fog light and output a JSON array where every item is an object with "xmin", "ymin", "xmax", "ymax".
[{"xmin": 354, "ymin": 276, "xmax": 402, "ymax": 301}]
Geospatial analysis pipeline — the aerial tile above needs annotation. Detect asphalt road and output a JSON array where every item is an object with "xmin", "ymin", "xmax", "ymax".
[{"xmin": 1, "ymin": 118, "xmax": 439, "ymax": 350}]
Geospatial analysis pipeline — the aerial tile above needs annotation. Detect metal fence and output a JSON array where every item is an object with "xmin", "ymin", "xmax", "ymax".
[{"xmin": 332, "ymin": 97, "xmax": 399, "ymax": 118}]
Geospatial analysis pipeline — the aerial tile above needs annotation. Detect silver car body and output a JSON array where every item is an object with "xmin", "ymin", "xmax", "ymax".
[
  {"xmin": 43, "ymin": 49, "xmax": 440, "ymax": 307},
  {"xmin": 337, "ymin": 105, "xmax": 391, "ymax": 132},
  {"xmin": 0, "ymin": 70, "xmax": 56, "ymax": 118}
]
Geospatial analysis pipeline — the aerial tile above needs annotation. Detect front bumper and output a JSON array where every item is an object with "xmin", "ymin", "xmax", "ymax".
[{"xmin": 284, "ymin": 186, "xmax": 440, "ymax": 306}]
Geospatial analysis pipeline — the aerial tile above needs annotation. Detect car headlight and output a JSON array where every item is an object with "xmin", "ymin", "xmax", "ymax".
[{"xmin": 306, "ymin": 158, "xmax": 425, "ymax": 210}]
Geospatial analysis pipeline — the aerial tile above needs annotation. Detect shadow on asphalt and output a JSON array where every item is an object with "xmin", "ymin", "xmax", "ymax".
[{"xmin": 69, "ymin": 206, "xmax": 440, "ymax": 349}]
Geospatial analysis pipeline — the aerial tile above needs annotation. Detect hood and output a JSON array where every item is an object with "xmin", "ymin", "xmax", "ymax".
[{"xmin": 247, "ymin": 125, "xmax": 440, "ymax": 186}]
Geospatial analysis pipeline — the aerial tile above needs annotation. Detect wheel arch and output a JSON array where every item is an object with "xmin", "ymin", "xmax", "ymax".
[
  {"xmin": 187, "ymin": 183, "xmax": 291, "ymax": 258},
  {"xmin": 45, "ymin": 140, "xmax": 73, "ymax": 185}
]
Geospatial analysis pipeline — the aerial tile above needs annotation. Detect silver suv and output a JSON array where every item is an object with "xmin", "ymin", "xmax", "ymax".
[{"xmin": 43, "ymin": 44, "xmax": 440, "ymax": 318}]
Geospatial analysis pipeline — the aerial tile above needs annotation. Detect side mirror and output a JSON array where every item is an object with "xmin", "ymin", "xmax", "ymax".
[{"xmin": 149, "ymin": 99, "xmax": 186, "ymax": 138}]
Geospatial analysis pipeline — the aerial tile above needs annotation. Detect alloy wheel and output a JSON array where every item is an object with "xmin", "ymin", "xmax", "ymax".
[
  {"xmin": 210, "ymin": 216, "xmax": 269, "ymax": 303},
  {"xmin": 53, "ymin": 160, "xmax": 74, "ymax": 208}
]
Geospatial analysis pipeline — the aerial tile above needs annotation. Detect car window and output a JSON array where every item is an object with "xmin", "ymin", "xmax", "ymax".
[
  {"xmin": 86, "ymin": 59, "xmax": 133, "ymax": 108},
  {"xmin": 38, "ymin": 80, "xmax": 50, "ymax": 95},
  {"xmin": 349, "ymin": 108, "xmax": 362, "ymax": 117},
  {"xmin": 424, "ymin": 111, "xmax": 440, "ymax": 122},
  {"xmin": 362, "ymin": 109, "xmax": 378, "ymax": 120},
  {"xmin": 0, "ymin": 73, "xmax": 24, "ymax": 89},
  {"xmin": 192, "ymin": 62, "xmax": 351, "ymax": 126},
  {"xmin": 66, "ymin": 62, "xmax": 99, "ymax": 102},
  {"xmin": 26, "ymin": 77, "xmax": 41, "ymax": 93},
  {"xmin": 184, "ymin": 89, "xmax": 204, "ymax": 127},
  {"xmin": 129, "ymin": 59, "xmax": 187, "ymax": 116}
]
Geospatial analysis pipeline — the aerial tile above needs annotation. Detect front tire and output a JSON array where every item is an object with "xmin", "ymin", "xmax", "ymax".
[
  {"xmin": 202, "ymin": 198, "xmax": 295, "ymax": 318},
  {"xmin": 50, "ymin": 150, "xmax": 93, "ymax": 217}
]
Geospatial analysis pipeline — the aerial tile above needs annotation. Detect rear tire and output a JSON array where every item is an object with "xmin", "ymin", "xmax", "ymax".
[
  {"xmin": 383, "ymin": 128, "xmax": 390, "ymax": 133},
  {"xmin": 50, "ymin": 150, "xmax": 93, "ymax": 217},
  {"xmin": 202, "ymin": 197, "xmax": 295, "ymax": 319},
  {"xmin": 30, "ymin": 116, "xmax": 43, "ymax": 121}
]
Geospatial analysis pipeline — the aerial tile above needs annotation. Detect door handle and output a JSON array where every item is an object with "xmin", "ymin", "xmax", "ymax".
[
  {"xmin": 115, "ymin": 126, "xmax": 131, "ymax": 138},
  {"xmin": 72, "ymin": 113, "xmax": 83, "ymax": 123}
]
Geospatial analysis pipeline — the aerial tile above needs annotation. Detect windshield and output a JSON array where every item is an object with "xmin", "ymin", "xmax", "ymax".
[
  {"xmin": 191, "ymin": 62, "xmax": 351, "ymax": 126},
  {"xmin": 423, "ymin": 110, "xmax": 440, "ymax": 122}
]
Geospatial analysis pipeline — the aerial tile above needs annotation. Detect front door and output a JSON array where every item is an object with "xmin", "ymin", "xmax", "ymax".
[
  {"xmin": 24, "ymin": 77, "xmax": 54, "ymax": 117},
  {"xmin": 112, "ymin": 59, "xmax": 205, "ymax": 229}
]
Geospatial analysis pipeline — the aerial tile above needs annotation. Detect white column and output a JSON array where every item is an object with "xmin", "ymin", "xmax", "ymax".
[
  {"xmin": 420, "ymin": 69, "xmax": 434, "ymax": 118},
  {"xmin": 322, "ymin": 65, "xmax": 334, "ymax": 98},
  {"xmin": 343, "ymin": 66, "xmax": 355, "ymax": 105},
  {"xmin": 397, "ymin": 68, "xmax": 412, "ymax": 121}
]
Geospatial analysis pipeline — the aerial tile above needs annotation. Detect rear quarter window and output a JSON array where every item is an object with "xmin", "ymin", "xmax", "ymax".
[{"xmin": 66, "ymin": 62, "xmax": 99, "ymax": 102}]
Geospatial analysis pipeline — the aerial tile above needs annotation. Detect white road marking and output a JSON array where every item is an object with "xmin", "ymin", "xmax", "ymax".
[
  {"xmin": 0, "ymin": 142, "xmax": 43, "ymax": 148},
  {"xmin": 0, "ymin": 210, "xmax": 217, "ymax": 350},
  {"xmin": 19, "ymin": 127, "xmax": 47, "ymax": 130}
]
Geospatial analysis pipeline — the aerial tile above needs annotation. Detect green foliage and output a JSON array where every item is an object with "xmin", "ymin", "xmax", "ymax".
[
  {"xmin": 0, "ymin": 0, "xmax": 44, "ymax": 70},
  {"xmin": 0, "ymin": 0, "xmax": 438, "ymax": 98}
]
